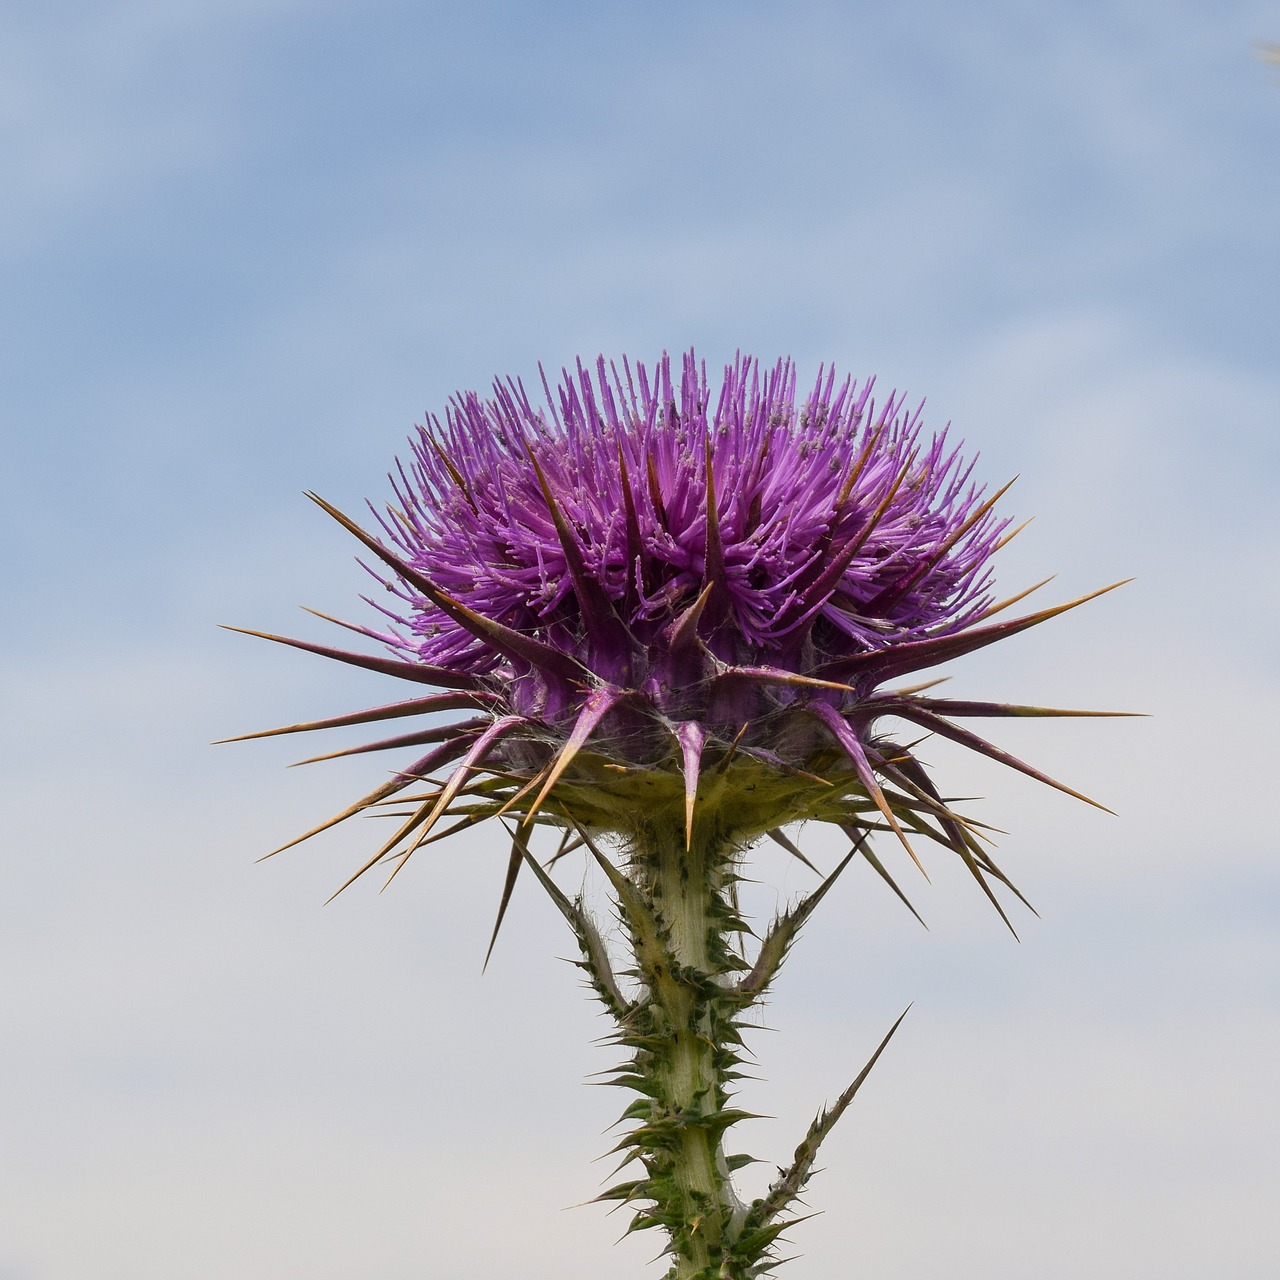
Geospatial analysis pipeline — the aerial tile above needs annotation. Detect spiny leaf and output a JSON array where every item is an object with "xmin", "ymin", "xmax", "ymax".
[
  {"xmin": 503, "ymin": 822, "xmax": 629, "ymax": 1018},
  {"xmin": 571, "ymin": 822, "xmax": 672, "ymax": 984},
  {"xmin": 737, "ymin": 844, "xmax": 860, "ymax": 998},
  {"xmin": 764, "ymin": 828, "xmax": 821, "ymax": 876},
  {"xmin": 749, "ymin": 1007, "xmax": 909, "ymax": 1230}
]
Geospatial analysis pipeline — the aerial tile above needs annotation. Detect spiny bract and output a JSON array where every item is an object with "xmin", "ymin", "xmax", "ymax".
[{"xmin": 227, "ymin": 350, "xmax": 1121, "ymax": 928}]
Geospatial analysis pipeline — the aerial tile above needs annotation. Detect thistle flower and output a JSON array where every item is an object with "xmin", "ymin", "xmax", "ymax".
[{"xmin": 227, "ymin": 351, "xmax": 1125, "ymax": 1280}]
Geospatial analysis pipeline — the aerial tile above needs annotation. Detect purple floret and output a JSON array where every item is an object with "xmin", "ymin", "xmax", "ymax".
[{"xmin": 370, "ymin": 352, "xmax": 1007, "ymax": 677}]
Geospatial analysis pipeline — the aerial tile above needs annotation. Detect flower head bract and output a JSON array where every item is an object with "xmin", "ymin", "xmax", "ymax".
[{"xmin": 230, "ymin": 351, "xmax": 1117, "ymax": 921}]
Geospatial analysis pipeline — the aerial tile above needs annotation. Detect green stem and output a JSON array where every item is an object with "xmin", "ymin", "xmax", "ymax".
[
  {"xmin": 579, "ymin": 815, "xmax": 872, "ymax": 1278},
  {"xmin": 656, "ymin": 835, "xmax": 737, "ymax": 1273},
  {"xmin": 614, "ymin": 822, "xmax": 751, "ymax": 1280}
]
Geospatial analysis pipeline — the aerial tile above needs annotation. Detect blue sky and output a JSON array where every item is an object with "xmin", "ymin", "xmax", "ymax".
[{"xmin": 2, "ymin": 3, "xmax": 1278, "ymax": 1278}]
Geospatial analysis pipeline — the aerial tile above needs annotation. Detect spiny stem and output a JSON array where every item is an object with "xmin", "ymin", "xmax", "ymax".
[
  {"xmin": 590, "ymin": 820, "xmax": 753, "ymax": 1278},
  {"xmin": 562, "ymin": 818, "xmax": 899, "ymax": 1279}
]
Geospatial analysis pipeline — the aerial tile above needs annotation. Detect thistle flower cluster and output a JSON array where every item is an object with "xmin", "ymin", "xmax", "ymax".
[{"xmin": 229, "ymin": 351, "xmax": 1122, "ymax": 1280}]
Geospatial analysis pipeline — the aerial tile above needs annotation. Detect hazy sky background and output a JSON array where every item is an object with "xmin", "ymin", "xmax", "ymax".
[{"xmin": 2, "ymin": 3, "xmax": 1278, "ymax": 1278}]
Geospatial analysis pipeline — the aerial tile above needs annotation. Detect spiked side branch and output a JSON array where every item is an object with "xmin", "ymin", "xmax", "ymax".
[
  {"xmin": 505, "ymin": 823, "xmax": 629, "ymax": 1018},
  {"xmin": 737, "ymin": 840, "xmax": 863, "ymax": 1001},
  {"xmin": 742, "ymin": 1008, "xmax": 910, "ymax": 1241}
]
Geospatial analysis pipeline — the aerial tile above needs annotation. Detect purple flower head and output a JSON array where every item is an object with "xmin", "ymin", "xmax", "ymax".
[
  {"xmin": 229, "ymin": 351, "xmax": 1123, "ymax": 927},
  {"xmin": 380, "ymin": 353, "xmax": 1001, "ymax": 681}
]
